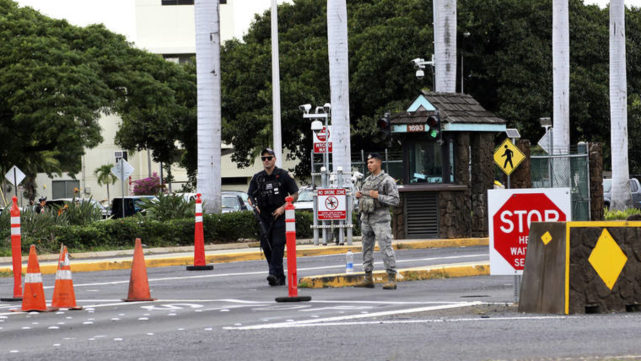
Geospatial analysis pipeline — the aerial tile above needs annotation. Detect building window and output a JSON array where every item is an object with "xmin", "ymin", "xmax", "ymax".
[
  {"xmin": 408, "ymin": 140, "xmax": 443, "ymax": 184},
  {"xmin": 161, "ymin": 0, "xmax": 226, "ymax": 5}
]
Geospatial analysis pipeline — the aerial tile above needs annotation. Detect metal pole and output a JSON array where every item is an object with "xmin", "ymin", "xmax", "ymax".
[
  {"xmin": 147, "ymin": 149, "xmax": 152, "ymax": 177},
  {"xmin": 549, "ymin": 127, "xmax": 554, "ymax": 187},
  {"xmin": 120, "ymin": 160, "xmax": 125, "ymax": 218},
  {"xmin": 271, "ymin": 0, "xmax": 283, "ymax": 167},
  {"xmin": 321, "ymin": 167, "xmax": 328, "ymax": 245},
  {"xmin": 514, "ymin": 272, "xmax": 520, "ymax": 304},
  {"xmin": 13, "ymin": 168, "xmax": 17, "ymax": 201},
  {"xmin": 311, "ymin": 149, "xmax": 319, "ymax": 245},
  {"xmin": 324, "ymin": 114, "xmax": 329, "ymax": 172},
  {"xmin": 337, "ymin": 168, "xmax": 345, "ymax": 245},
  {"xmin": 385, "ymin": 148, "xmax": 389, "ymax": 174}
]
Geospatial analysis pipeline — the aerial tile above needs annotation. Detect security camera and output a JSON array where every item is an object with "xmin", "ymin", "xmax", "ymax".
[
  {"xmin": 299, "ymin": 104, "xmax": 312, "ymax": 114},
  {"xmin": 411, "ymin": 58, "xmax": 424, "ymax": 69},
  {"xmin": 416, "ymin": 69, "xmax": 425, "ymax": 80},
  {"xmin": 311, "ymin": 120, "xmax": 323, "ymax": 132},
  {"xmin": 315, "ymin": 106, "xmax": 325, "ymax": 114},
  {"xmin": 323, "ymin": 103, "xmax": 331, "ymax": 113}
]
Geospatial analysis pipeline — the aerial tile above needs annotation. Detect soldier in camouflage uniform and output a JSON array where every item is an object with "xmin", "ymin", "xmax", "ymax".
[{"xmin": 354, "ymin": 153, "xmax": 400, "ymax": 290}]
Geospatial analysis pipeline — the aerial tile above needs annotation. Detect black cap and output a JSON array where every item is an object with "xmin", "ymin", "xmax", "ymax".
[
  {"xmin": 367, "ymin": 152, "xmax": 383, "ymax": 160},
  {"xmin": 261, "ymin": 148, "xmax": 275, "ymax": 156}
]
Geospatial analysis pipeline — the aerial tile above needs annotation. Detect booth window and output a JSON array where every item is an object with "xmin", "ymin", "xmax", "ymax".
[{"xmin": 408, "ymin": 141, "xmax": 443, "ymax": 183}]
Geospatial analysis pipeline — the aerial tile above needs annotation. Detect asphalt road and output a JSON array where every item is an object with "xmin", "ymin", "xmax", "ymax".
[{"xmin": 1, "ymin": 246, "xmax": 640, "ymax": 361}]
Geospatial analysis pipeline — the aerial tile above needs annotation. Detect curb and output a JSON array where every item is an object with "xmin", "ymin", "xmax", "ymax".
[
  {"xmin": 298, "ymin": 262, "xmax": 490, "ymax": 288},
  {"xmin": 0, "ymin": 238, "xmax": 488, "ymax": 275}
]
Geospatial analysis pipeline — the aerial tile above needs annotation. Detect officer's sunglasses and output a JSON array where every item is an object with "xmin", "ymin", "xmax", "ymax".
[{"xmin": 261, "ymin": 156, "xmax": 273, "ymax": 161}]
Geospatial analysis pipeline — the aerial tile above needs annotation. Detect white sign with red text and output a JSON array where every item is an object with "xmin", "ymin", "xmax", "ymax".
[
  {"xmin": 317, "ymin": 188, "xmax": 347, "ymax": 220},
  {"xmin": 313, "ymin": 126, "xmax": 333, "ymax": 154},
  {"xmin": 488, "ymin": 188, "xmax": 571, "ymax": 275}
]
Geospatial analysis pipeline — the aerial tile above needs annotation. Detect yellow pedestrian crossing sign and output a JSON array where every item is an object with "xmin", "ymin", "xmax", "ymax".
[{"xmin": 494, "ymin": 139, "xmax": 525, "ymax": 175}]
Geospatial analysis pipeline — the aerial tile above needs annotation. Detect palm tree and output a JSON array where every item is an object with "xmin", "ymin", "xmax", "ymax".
[
  {"xmin": 433, "ymin": 0, "xmax": 457, "ymax": 92},
  {"xmin": 94, "ymin": 164, "xmax": 117, "ymax": 202},
  {"xmin": 327, "ymin": 0, "xmax": 352, "ymax": 175},
  {"xmin": 552, "ymin": 0, "xmax": 570, "ymax": 187},
  {"xmin": 195, "ymin": 0, "xmax": 222, "ymax": 213},
  {"xmin": 610, "ymin": 0, "xmax": 631, "ymax": 210}
]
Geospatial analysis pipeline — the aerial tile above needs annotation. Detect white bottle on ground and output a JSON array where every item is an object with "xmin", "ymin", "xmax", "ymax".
[{"xmin": 346, "ymin": 249, "xmax": 354, "ymax": 274}]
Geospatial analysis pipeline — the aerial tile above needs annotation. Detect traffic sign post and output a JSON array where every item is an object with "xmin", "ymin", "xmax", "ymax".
[
  {"xmin": 493, "ymin": 139, "xmax": 526, "ymax": 177},
  {"xmin": 111, "ymin": 159, "xmax": 135, "ymax": 218},
  {"xmin": 488, "ymin": 188, "xmax": 571, "ymax": 275},
  {"xmin": 4, "ymin": 165, "xmax": 25, "ymax": 207},
  {"xmin": 313, "ymin": 126, "xmax": 333, "ymax": 154},
  {"xmin": 317, "ymin": 188, "xmax": 347, "ymax": 220},
  {"xmin": 488, "ymin": 188, "xmax": 571, "ymax": 303}
]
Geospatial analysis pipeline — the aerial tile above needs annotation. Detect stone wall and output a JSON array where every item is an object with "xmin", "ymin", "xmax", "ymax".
[
  {"xmin": 589, "ymin": 143, "xmax": 604, "ymax": 220},
  {"xmin": 471, "ymin": 133, "xmax": 495, "ymax": 236},
  {"xmin": 568, "ymin": 226, "xmax": 641, "ymax": 314},
  {"xmin": 438, "ymin": 190, "xmax": 470, "ymax": 238}
]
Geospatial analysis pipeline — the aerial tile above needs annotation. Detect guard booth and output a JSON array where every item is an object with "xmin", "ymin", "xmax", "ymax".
[{"xmin": 389, "ymin": 92, "xmax": 506, "ymax": 239}]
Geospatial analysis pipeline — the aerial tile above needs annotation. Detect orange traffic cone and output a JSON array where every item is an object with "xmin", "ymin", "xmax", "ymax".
[
  {"xmin": 123, "ymin": 238, "xmax": 156, "ymax": 302},
  {"xmin": 20, "ymin": 245, "xmax": 56, "ymax": 312},
  {"xmin": 51, "ymin": 244, "xmax": 82, "ymax": 310}
]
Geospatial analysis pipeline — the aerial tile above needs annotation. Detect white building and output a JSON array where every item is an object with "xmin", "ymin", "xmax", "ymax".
[{"xmin": 9, "ymin": 0, "xmax": 294, "ymax": 205}]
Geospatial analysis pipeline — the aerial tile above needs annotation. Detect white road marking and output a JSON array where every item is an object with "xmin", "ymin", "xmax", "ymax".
[
  {"xmin": 36, "ymin": 253, "xmax": 487, "ymax": 290},
  {"xmin": 224, "ymin": 315, "xmax": 570, "ymax": 329},
  {"xmin": 225, "ymin": 302, "xmax": 483, "ymax": 330}
]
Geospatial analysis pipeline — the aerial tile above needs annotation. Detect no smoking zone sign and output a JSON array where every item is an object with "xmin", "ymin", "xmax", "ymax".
[
  {"xmin": 317, "ymin": 188, "xmax": 347, "ymax": 220},
  {"xmin": 488, "ymin": 188, "xmax": 571, "ymax": 275}
]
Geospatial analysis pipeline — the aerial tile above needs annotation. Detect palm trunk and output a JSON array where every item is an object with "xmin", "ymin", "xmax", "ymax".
[
  {"xmin": 610, "ymin": 0, "xmax": 631, "ymax": 210},
  {"xmin": 433, "ymin": 0, "xmax": 457, "ymax": 93},
  {"xmin": 552, "ymin": 0, "xmax": 570, "ymax": 188},
  {"xmin": 327, "ymin": 0, "xmax": 352, "ymax": 175},
  {"xmin": 106, "ymin": 183, "xmax": 110, "ymax": 202},
  {"xmin": 195, "ymin": 0, "xmax": 222, "ymax": 213}
]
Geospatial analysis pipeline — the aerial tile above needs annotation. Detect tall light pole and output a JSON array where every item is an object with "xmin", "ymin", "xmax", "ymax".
[{"xmin": 271, "ymin": 0, "xmax": 283, "ymax": 167}]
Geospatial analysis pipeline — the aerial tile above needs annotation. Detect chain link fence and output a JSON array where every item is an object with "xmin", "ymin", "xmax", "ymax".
[{"xmin": 531, "ymin": 146, "xmax": 590, "ymax": 221}]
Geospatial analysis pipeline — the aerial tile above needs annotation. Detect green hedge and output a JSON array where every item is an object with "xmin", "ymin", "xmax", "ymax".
[{"xmin": 0, "ymin": 210, "xmax": 361, "ymax": 255}]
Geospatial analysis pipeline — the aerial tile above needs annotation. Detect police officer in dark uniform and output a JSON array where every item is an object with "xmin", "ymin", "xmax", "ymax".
[{"xmin": 248, "ymin": 148, "xmax": 299, "ymax": 286}]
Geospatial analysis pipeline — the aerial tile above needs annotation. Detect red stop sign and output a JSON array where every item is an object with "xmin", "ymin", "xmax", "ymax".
[
  {"xmin": 317, "ymin": 127, "xmax": 330, "ymax": 142},
  {"xmin": 492, "ymin": 193, "xmax": 567, "ymax": 271}
]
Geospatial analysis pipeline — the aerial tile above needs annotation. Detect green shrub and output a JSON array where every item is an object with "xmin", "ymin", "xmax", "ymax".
[
  {"xmin": 0, "ymin": 208, "xmax": 359, "ymax": 255},
  {"xmin": 138, "ymin": 193, "xmax": 195, "ymax": 221},
  {"xmin": 604, "ymin": 207, "xmax": 641, "ymax": 220}
]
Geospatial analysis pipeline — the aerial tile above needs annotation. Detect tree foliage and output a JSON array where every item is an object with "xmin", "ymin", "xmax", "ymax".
[
  {"xmin": 0, "ymin": 0, "xmax": 196, "ymax": 194},
  {"xmin": 221, "ymin": 0, "xmax": 641, "ymax": 175}
]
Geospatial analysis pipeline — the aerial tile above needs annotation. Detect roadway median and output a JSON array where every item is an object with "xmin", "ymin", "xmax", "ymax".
[
  {"xmin": 0, "ymin": 237, "xmax": 488, "ymax": 275},
  {"xmin": 298, "ymin": 262, "xmax": 491, "ymax": 288}
]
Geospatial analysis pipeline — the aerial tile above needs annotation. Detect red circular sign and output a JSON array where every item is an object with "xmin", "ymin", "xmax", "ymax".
[
  {"xmin": 492, "ymin": 193, "xmax": 567, "ymax": 270},
  {"xmin": 317, "ymin": 127, "xmax": 330, "ymax": 142}
]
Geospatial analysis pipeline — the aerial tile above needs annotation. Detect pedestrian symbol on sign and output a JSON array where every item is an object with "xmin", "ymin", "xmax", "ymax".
[{"xmin": 493, "ymin": 139, "xmax": 525, "ymax": 176}]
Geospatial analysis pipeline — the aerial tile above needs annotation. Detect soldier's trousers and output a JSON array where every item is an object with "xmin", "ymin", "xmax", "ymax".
[{"xmin": 360, "ymin": 214, "xmax": 396, "ymax": 274}]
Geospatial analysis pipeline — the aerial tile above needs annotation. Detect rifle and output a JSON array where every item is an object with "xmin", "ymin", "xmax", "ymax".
[{"xmin": 249, "ymin": 194, "xmax": 272, "ymax": 251}]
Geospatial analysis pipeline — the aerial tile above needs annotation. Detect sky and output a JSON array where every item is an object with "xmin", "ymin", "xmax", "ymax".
[{"xmin": 12, "ymin": 0, "xmax": 641, "ymax": 43}]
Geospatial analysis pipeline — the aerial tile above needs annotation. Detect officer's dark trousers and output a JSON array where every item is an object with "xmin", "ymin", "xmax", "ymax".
[{"xmin": 260, "ymin": 216, "xmax": 286, "ymax": 281}]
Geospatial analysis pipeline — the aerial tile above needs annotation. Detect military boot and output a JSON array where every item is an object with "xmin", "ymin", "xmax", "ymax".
[
  {"xmin": 382, "ymin": 273, "xmax": 397, "ymax": 290},
  {"xmin": 354, "ymin": 272, "xmax": 375, "ymax": 288}
]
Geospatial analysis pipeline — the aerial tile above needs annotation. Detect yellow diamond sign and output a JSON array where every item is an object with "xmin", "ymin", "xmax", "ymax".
[
  {"xmin": 588, "ymin": 229, "xmax": 628, "ymax": 290},
  {"xmin": 541, "ymin": 231, "xmax": 552, "ymax": 245},
  {"xmin": 493, "ymin": 139, "xmax": 526, "ymax": 176}
]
